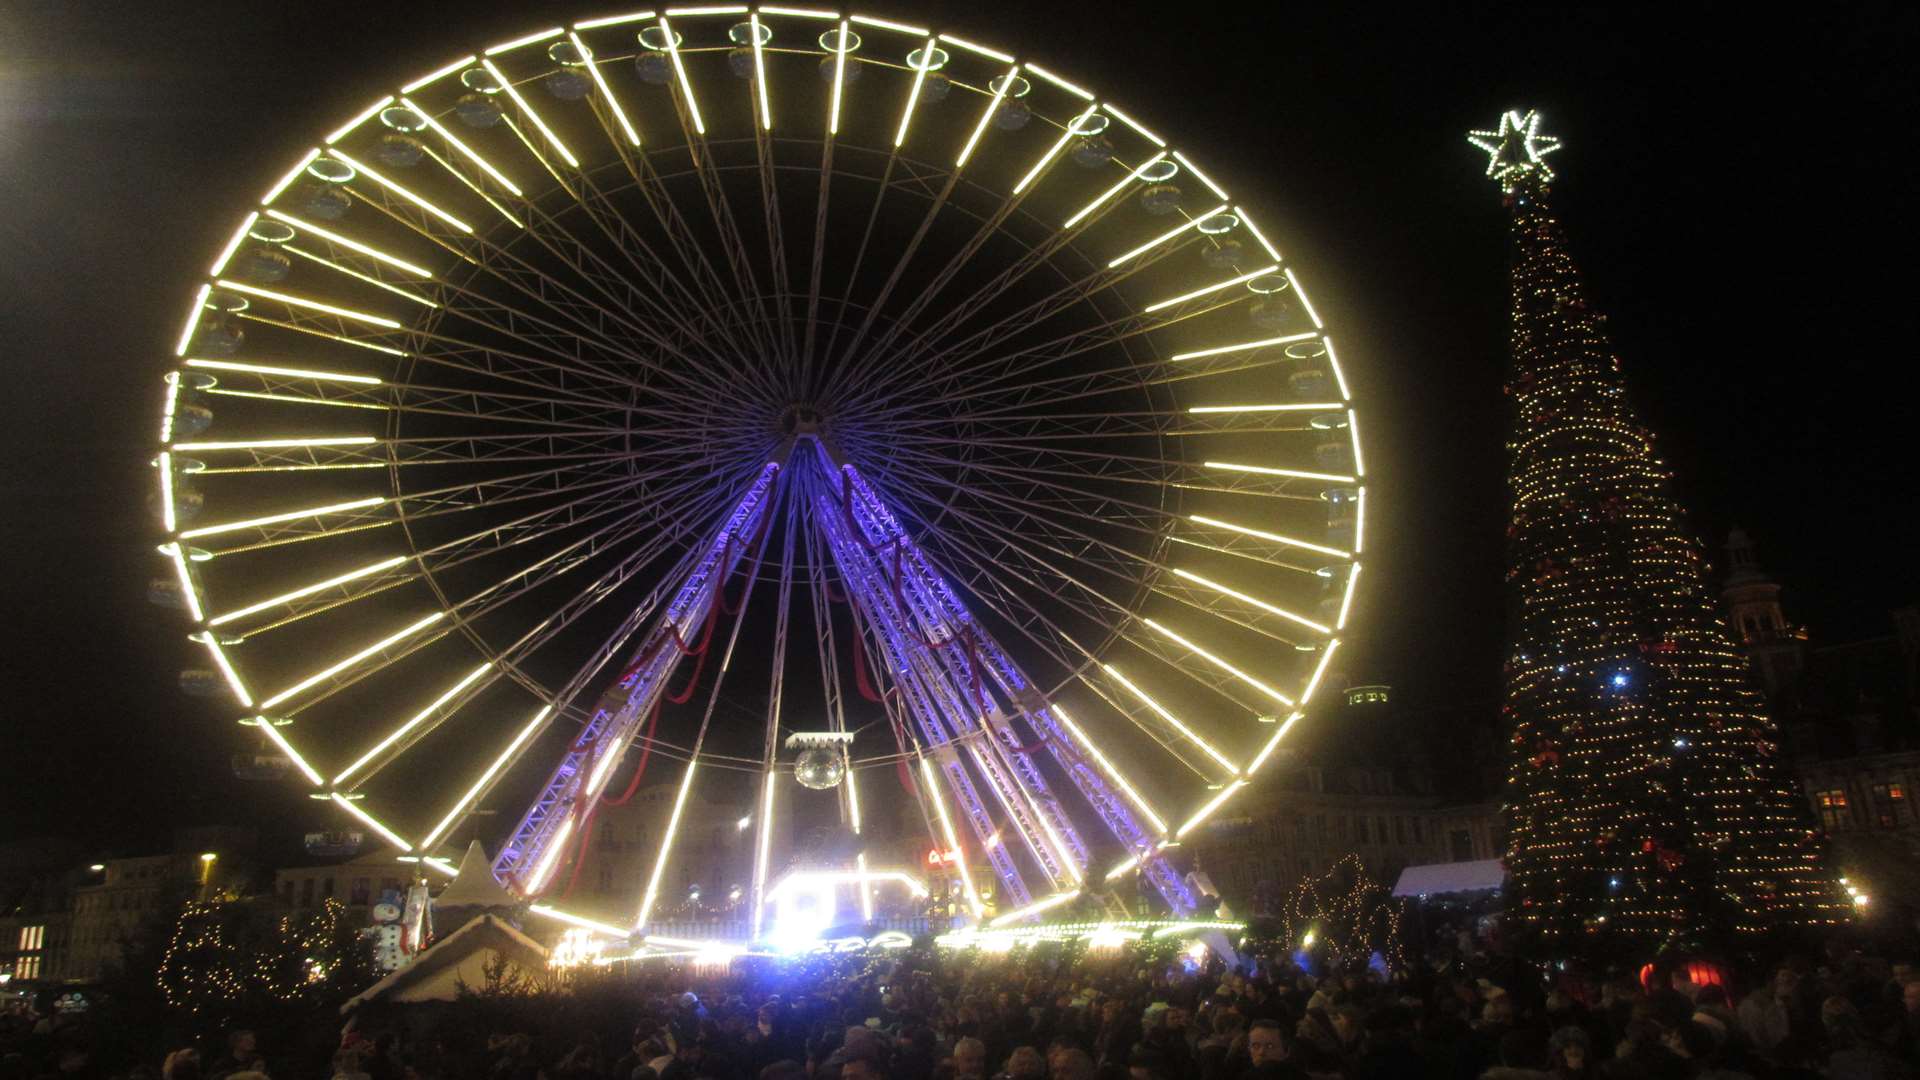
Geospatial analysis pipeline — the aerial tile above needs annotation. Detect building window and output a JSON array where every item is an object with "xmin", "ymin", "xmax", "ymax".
[
  {"xmin": 1355, "ymin": 817, "xmax": 1369, "ymax": 844},
  {"xmin": 16, "ymin": 956, "xmax": 39, "ymax": 980},
  {"xmin": 1450, "ymin": 829, "xmax": 1474, "ymax": 862},
  {"xmin": 1292, "ymin": 814, "xmax": 1307, "ymax": 846},
  {"xmin": 299, "ymin": 879, "xmax": 315, "ymax": 907},
  {"xmin": 1313, "ymin": 814, "xmax": 1328, "ymax": 845},
  {"xmin": 1413, "ymin": 818, "xmax": 1424, "ymax": 844},
  {"xmin": 1815, "ymin": 789, "xmax": 1850, "ymax": 832},
  {"xmin": 18, "ymin": 926, "xmax": 45, "ymax": 952},
  {"xmin": 1870, "ymin": 783, "xmax": 1906, "ymax": 829},
  {"xmin": 322, "ymin": 876, "xmax": 335, "ymax": 899},
  {"xmin": 350, "ymin": 878, "xmax": 371, "ymax": 905}
]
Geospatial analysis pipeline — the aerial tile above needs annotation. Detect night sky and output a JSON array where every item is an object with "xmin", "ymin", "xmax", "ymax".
[{"xmin": 1, "ymin": 2, "xmax": 1914, "ymax": 851}]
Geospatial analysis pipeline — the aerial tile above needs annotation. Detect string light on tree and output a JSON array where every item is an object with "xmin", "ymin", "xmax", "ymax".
[{"xmin": 1472, "ymin": 110, "xmax": 1848, "ymax": 954}]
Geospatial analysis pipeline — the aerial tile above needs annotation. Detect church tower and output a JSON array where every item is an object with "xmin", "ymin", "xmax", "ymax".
[{"xmin": 1720, "ymin": 528, "xmax": 1806, "ymax": 699}]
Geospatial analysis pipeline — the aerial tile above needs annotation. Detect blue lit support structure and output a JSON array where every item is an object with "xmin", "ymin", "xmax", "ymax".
[
  {"xmin": 492, "ymin": 463, "xmax": 783, "ymax": 892},
  {"xmin": 833, "ymin": 463, "xmax": 1190, "ymax": 914}
]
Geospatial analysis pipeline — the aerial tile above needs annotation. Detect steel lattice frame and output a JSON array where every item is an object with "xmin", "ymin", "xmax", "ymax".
[{"xmin": 150, "ymin": 7, "xmax": 1371, "ymax": 944}]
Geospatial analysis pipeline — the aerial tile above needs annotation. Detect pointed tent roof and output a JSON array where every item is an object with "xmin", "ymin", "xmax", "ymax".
[
  {"xmin": 340, "ymin": 913, "xmax": 548, "ymax": 1013},
  {"xmin": 431, "ymin": 839, "xmax": 520, "ymax": 910}
]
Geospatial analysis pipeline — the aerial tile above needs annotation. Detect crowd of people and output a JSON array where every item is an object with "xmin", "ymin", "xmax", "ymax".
[{"xmin": 5, "ymin": 937, "xmax": 1919, "ymax": 1080}]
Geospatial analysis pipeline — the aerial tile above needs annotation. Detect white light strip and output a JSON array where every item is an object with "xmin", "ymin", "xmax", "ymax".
[
  {"xmin": 258, "ymin": 612, "xmax": 445, "ymax": 709},
  {"xmin": 1301, "ymin": 639, "xmax": 1340, "ymax": 703},
  {"xmin": 332, "ymin": 793, "xmax": 411, "ymax": 849},
  {"xmin": 524, "ymin": 817, "xmax": 575, "ymax": 894},
  {"xmin": 336, "ymin": 661, "xmax": 491, "ymax": 784},
  {"xmin": 186, "ymin": 633, "xmax": 249, "ymax": 707},
  {"xmin": 919, "ymin": 755, "xmax": 984, "ymax": 917},
  {"xmin": 1171, "ymin": 151, "xmax": 1226, "ymax": 200},
  {"xmin": 750, "ymin": 14, "xmax": 772, "ymax": 129},
  {"xmin": 1337, "ymin": 564, "xmax": 1361, "ymax": 630},
  {"xmin": 827, "ymin": 21, "xmax": 849, "ymax": 135},
  {"xmin": 894, "ymin": 35, "xmax": 935, "ymax": 147},
  {"xmin": 1324, "ymin": 337, "xmax": 1353, "ymax": 401},
  {"xmin": 569, "ymin": 32, "xmax": 641, "ymax": 146},
  {"xmin": 157, "ymin": 451, "xmax": 178, "ymax": 532},
  {"xmin": 419, "ymin": 704, "xmax": 551, "ymax": 848},
  {"xmin": 401, "ymin": 54, "xmax": 476, "ymax": 93},
  {"xmin": 402, "ymin": 98, "xmax": 525, "ymax": 197},
  {"xmin": 1171, "ymin": 567, "xmax": 1331, "ymax": 634},
  {"xmin": 1203, "ymin": 460, "xmax": 1354, "ymax": 483},
  {"xmin": 420, "ymin": 856, "xmax": 458, "ymax": 876},
  {"xmin": 1174, "ymin": 780, "xmax": 1245, "ymax": 838},
  {"xmin": 159, "ymin": 372, "xmax": 182, "ymax": 443},
  {"xmin": 937, "ymin": 32, "xmax": 1013, "ymax": 62},
  {"xmin": 326, "ymin": 95, "xmax": 396, "ymax": 145},
  {"xmin": 1189, "ymin": 514, "xmax": 1349, "ymax": 558},
  {"xmin": 329, "ymin": 150, "xmax": 475, "ymax": 233},
  {"xmin": 1188, "ymin": 402, "xmax": 1339, "ymax": 414},
  {"xmin": 262, "ymin": 149, "xmax": 320, "ymax": 205},
  {"xmin": 657, "ymin": 18, "xmax": 707, "ymax": 136},
  {"xmin": 265, "ymin": 210, "xmax": 433, "ymax": 276},
  {"xmin": 485, "ymin": 27, "xmax": 564, "ymax": 55},
  {"xmin": 529, "ymin": 903, "xmax": 631, "ymax": 938},
  {"xmin": 1347, "ymin": 410, "xmax": 1365, "ymax": 477},
  {"xmin": 850, "ymin": 13, "xmax": 926, "ymax": 34},
  {"xmin": 174, "ymin": 284, "xmax": 211, "ymax": 357},
  {"xmin": 1247, "ymin": 712, "xmax": 1305, "ymax": 774},
  {"xmin": 1353, "ymin": 486, "xmax": 1367, "ymax": 555},
  {"xmin": 1106, "ymin": 204, "xmax": 1229, "ymax": 267},
  {"xmin": 573, "ymin": 11, "xmax": 655, "ymax": 30},
  {"xmin": 1102, "ymin": 665, "xmax": 1239, "ymax": 773},
  {"xmin": 1014, "ymin": 108, "xmax": 1090, "ymax": 194},
  {"xmin": 635, "ymin": 761, "xmax": 700, "ymax": 928},
  {"xmin": 1103, "ymin": 103, "xmax": 1163, "ymax": 146},
  {"xmin": 848, "ymin": 770, "xmax": 871, "ymax": 918},
  {"xmin": 256, "ymin": 721, "xmax": 324, "ymax": 787},
  {"xmin": 1023, "ymin": 62, "xmax": 1092, "ymax": 101},
  {"xmin": 211, "ymin": 555, "xmax": 407, "ymax": 628},
  {"xmin": 163, "ymin": 543, "xmax": 205, "ymax": 623},
  {"xmin": 1104, "ymin": 855, "xmax": 1141, "ymax": 881},
  {"xmin": 1063, "ymin": 152, "xmax": 1166, "ymax": 229},
  {"xmin": 174, "ymin": 435, "xmax": 376, "ymax": 451},
  {"xmin": 1170, "ymin": 331, "xmax": 1320, "ymax": 362},
  {"xmin": 665, "ymin": 4, "xmax": 747, "ymax": 14},
  {"xmin": 185, "ymin": 358, "xmax": 381, "ymax": 384},
  {"xmin": 283, "ymin": 245, "xmax": 438, "ymax": 308},
  {"xmin": 179, "ymin": 495, "xmax": 385, "ymax": 539},
  {"xmin": 1283, "ymin": 267, "xmax": 1324, "ymax": 328},
  {"xmin": 1143, "ymin": 262, "xmax": 1277, "ymax": 312},
  {"xmin": 1052, "ymin": 704, "xmax": 1167, "ymax": 833},
  {"xmin": 758, "ymin": 4, "xmax": 836, "ymax": 17},
  {"xmin": 956, "ymin": 64, "xmax": 1018, "ymax": 167},
  {"xmin": 1234, "ymin": 204, "xmax": 1282, "ymax": 261},
  {"xmin": 213, "ymin": 279, "xmax": 402, "ymax": 328},
  {"xmin": 1143, "ymin": 618, "xmax": 1294, "ymax": 706},
  {"xmin": 750, "ymin": 773, "xmax": 776, "ymax": 939},
  {"xmin": 481, "ymin": 59, "xmax": 581, "ymax": 167},
  {"xmin": 209, "ymin": 212, "xmax": 261, "ymax": 277},
  {"xmin": 988, "ymin": 889, "xmax": 1081, "ymax": 927}
]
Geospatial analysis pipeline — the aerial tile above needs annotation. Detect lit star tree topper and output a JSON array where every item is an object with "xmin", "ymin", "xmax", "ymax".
[{"xmin": 1468, "ymin": 109, "xmax": 1563, "ymax": 190}]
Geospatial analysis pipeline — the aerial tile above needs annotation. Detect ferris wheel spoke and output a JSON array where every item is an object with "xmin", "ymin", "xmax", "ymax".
[
  {"xmin": 191, "ymin": 364, "xmax": 638, "ymax": 431},
  {"xmin": 864, "ymin": 435, "xmax": 1338, "ymax": 505},
  {"xmin": 210, "ymin": 465, "xmax": 722, "ymax": 638},
  {"xmin": 183, "ymin": 458, "xmax": 645, "ymax": 556},
  {"xmin": 858, "ymin": 444, "xmax": 1340, "ymax": 578},
  {"xmin": 877, "ymin": 462, "xmax": 1324, "ymax": 652}
]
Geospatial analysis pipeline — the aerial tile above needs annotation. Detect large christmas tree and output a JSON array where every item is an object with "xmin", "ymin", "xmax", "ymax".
[{"xmin": 1472, "ymin": 111, "xmax": 1846, "ymax": 952}]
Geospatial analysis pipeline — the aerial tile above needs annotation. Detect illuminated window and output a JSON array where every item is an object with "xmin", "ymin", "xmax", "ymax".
[
  {"xmin": 18, "ymin": 926, "xmax": 44, "ymax": 951},
  {"xmin": 1870, "ymin": 783, "xmax": 1906, "ymax": 829},
  {"xmin": 16, "ymin": 956, "xmax": 39, "ymax": 980},
  {"xmin": 1816, "ymin": 789, "xmax": 1850, "ymax": 832}
]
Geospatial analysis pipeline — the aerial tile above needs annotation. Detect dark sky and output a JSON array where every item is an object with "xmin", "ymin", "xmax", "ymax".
[{"xmin": 1, "ymin": 1, "xmax": 1914, "ymax": 850}]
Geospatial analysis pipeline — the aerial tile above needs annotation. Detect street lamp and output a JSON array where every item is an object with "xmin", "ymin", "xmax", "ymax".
[{"xmin": 199, "ymin": 852, "xmax": 218, "ymax": 887}]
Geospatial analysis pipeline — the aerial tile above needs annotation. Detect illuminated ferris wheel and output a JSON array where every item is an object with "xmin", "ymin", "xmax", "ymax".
[{"xmin": 150, "ymin": 6, "xmax": 1369, "ymax": 946}]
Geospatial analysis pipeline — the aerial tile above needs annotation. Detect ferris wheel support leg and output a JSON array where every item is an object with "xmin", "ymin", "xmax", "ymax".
[
  {"xmin": 491, "ymin": 462, "xmax": 784, "ymax": 892},
  {"xmin": 812, "ymin": 478, "xmax": 1035, "ymax": 909},
  {"xmin": 834, "ymin": 462, "xmax": 1197, "ymax": 916}
]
